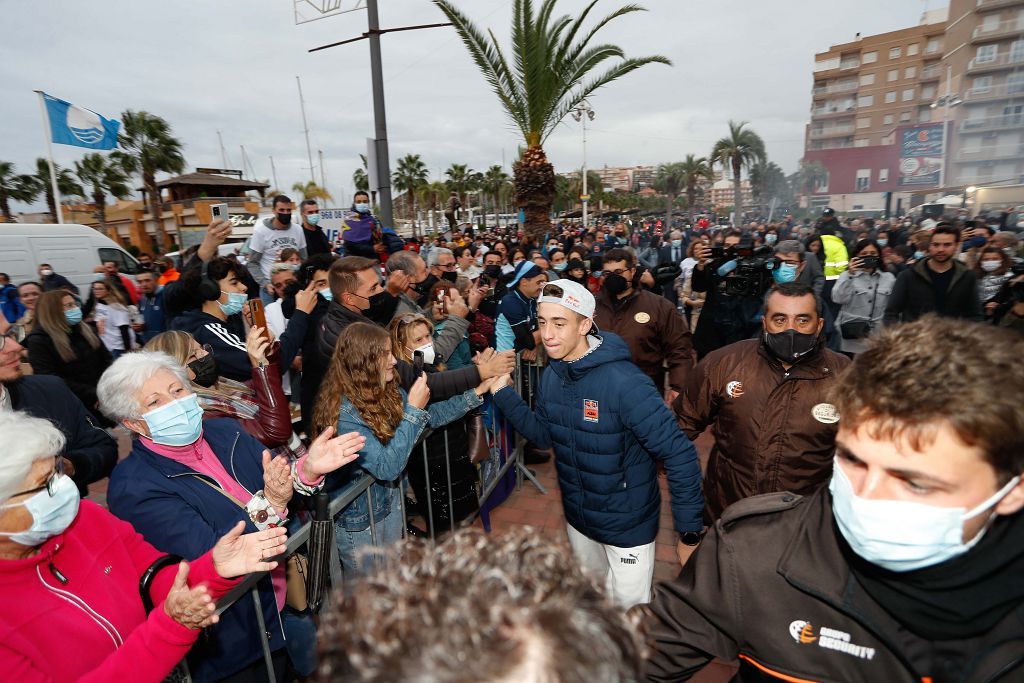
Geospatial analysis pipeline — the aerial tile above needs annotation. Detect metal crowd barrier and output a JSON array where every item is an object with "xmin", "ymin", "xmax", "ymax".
[{"xmin": 185, "ymin": 351, "xmax": 549, "ymax": 681}]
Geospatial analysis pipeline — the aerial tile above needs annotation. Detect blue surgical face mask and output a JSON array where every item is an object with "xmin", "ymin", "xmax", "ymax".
[
  {"xmin": 671, "ymin": 239, "xmax": 683, "ymax": 248},
  {"xmin": 876, "ymin": 238, "xmax": 888, "ymax": 248},
  {"xmin": 0, "ymin": 473, "xmax": 80, "ymax": 546},
  {"xmin": 773, "ymin": 262, "xmax": 799, "ymax": 284},
  {"xmin": 591, "ymin": 270, "xmax": 603, "ymax": 278},
  {"xmin": 830, "ymin": 460, "xmax": 1021, "ymax": 572},
  {"xmin": 306, "ymin": 213, "xmax": 321, "ymax": 226},
  {"xmin": 354, "ymin": 202, "xmax": 371, "ymax": 214},
  {"xmin": 765, "ymin": 234, "xmax": 778, "ymax": 245},
  {"xmin": 320, "ymin": 288, "xmax": 334, "ymax": 301},
  {"xmin": 914, "ymin": 250, "xmax": 926, "ymax": 260},
  {"xmin": 219, "ymin": 291, "xmax": 246, "ymax": 316},
  {"xmin": 553, "ymin": 262, "xmax": 568, "ymax": 272},
  {"xmin": 64, "ymin": 307, "xmax": 83, "ymax": 326},
  {"xmin": 142, "ymin": 394, "xmax": 204, "ymax": 447}
]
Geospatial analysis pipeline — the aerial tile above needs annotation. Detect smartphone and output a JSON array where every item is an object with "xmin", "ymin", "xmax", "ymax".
[
  {"xmin": 437, "ymin": 290, "xmax": 448, "ymax": 315},
  {"xmin": 211, "ymin": 202, "xmax": 230, "ymax": 224},
  {"xmin": 859, "ymin": 255, "xmax": 880, "ymax": 270},
  {"xmin": 246, "ymin": 299, "xmax": 269, "ymax": 339},
  {"xmin": 413, "ymin": 350, "xmax": 425, "ymax": 377}
]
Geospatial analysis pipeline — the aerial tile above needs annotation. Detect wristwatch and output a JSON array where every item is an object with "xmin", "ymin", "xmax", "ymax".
[{"xmin": 679, "ymin": 530, "xmax": 703, "ymax": 547}]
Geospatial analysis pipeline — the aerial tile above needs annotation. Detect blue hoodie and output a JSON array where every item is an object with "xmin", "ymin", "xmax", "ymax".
[{"xmin": 493, "ymin": 332, "xmax": 703, "ymax": 546}]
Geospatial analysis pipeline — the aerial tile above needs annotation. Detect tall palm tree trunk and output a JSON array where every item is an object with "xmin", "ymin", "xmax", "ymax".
[
  {"xmin": 1, "ymin": 194, "xmax": 11, "ymax": 223},
  {"xmin": 732, "ymin": 158, "xmax": 742, "ymax": 226},
  {"xmin": 94, "ymin": 191, "xmax": 108, "ymax": 236},
  {"xmin": 145, "ymin": 174, "xmax": 166, "ymax": 253},
  {"xmin": 687, "ymin": 184, "xmax": 697, "ymax": 224},
  {"xmin": 514, "ymin": 145, "xmax": 556, "ymax": 244}
]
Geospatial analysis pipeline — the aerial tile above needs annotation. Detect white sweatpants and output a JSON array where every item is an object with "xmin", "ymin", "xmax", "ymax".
[{"xmin": 566, "ymin": 523, "xmax": 655, "ymax": 609}]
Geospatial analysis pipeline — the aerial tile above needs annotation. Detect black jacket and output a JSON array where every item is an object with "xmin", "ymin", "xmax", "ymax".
[
  {"xmin": 690, "ymin": 264, "xmax": 763, "ymax": 359},
  {"xmin": 317, "ymin": 300, "xmax": 480, "ymax": 400},
  {"xmin": 23, "ymin": 326, "xmax": 113, "ymax": 418},
  {"xmin": 884, "ymin": 258, "xmax": 983, "ymax": 324},
  {"xmin": 643, "ymin": 489, "xmax": 1024, "ymax": 682},
  {"xmin": 7, "ymin": 375, "xmax": 118, "ymax": 491}
]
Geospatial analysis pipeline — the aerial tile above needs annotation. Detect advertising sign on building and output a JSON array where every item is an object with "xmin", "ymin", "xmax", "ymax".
[{"xmin": 898, "ymin": 124, "xmax": 944, "ymax": 187}]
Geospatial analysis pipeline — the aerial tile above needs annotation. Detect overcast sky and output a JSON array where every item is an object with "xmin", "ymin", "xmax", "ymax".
[{"xmin": 2, "ymin": 0, "xmax": 928, "ymax": 212}]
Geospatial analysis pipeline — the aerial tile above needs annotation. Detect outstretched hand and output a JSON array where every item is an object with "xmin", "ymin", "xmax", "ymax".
[
  {"xmin": 212, "ymin": 521, "xmax": 288, "ymax": 578},
  {"xmin": 303, "ymin": 426, "xmax": 365, "ymax": 479}
]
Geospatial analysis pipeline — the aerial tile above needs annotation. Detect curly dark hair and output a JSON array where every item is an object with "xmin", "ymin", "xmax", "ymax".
[
  {"xmin": 316, "ymin": 527, "xmax": 646, "ymax": 683},
  {"xmin": 829, "ymin": 316, "xmax": 1024, "ymax": 481}
]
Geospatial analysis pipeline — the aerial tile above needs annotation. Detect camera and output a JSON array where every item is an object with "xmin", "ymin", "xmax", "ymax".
[
  {"xmin": 858, "ymin": 255, "xmax": 880, "ymax": 270},
  {"xmin": 712, "ymin": 240, "xmax": 778, "ymax": 297}
]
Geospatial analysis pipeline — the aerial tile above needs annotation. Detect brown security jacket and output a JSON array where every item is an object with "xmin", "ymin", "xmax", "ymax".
[
  {"xmin": 672, "ymin": 339, "xmax": 850, "ymax": 523},
  {"xmin": 594, "ymin": 288, "xmax": 696, "ymax": 393},
  {"xmin": 642, "ymin": 490, "xmax": 1024, "ymax": 682}
]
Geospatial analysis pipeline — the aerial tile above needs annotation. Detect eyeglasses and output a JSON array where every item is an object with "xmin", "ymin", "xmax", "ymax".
[
  {"xmin": 436, "ymin": 262, "xmax": 457, "ymax": 271},
  {"xmin": 0, "ymin": 327, "xmax": 25, "ymax": 352},
  {"xmin": 9, "ymin": 457, "xmax": 63, "ymax": 500},
  {"xmin": 605, "ymin": 268, "xmax": 631, "ymax": 276},
  {"xmin": 540, "ymin": 283, "xmax": 564, "ymax": 299}
]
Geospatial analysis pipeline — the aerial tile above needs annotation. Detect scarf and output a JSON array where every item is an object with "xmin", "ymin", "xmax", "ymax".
[{"xmin": 841, "ymin": 510, "xmax": 1024, "ymax": 640}]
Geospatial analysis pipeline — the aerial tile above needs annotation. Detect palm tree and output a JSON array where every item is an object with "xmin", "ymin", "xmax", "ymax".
[
  {"xmin": 417, "ymin": 180, "xmax": 450, "ymax": 229},
  {"xmin": 749, "ymin": 160, "xmax": 791, "ymax": 213},
  {"xmin": 674, "ymin": 154, "xmax": 712, "ymax": 222},
  {"xmin": 74, "ymin": 153, "xmax": 132, "ymax": 236},
  {"xmin": 790, "ymin": 160, "xmax": 829, "ymax": 204},
  {"xmin": 292, "ymin": 181, "xmax": 333, "ymax": 203},
  {"xmin": 444, "ymin": 163, "xmax": 476, "ymax": 208},
  {"xmin": 654, "ymin": 162, "xmax": 687, "ymax": 233},
  {"xmin": 34, "ymin": 158, "xmax": 83, "ymax": 223},
  {"xmin": 0, "ymin": 161, "xmax": 41, "ymax": 223},
  {"xmin": 117, "ymin": 110, "xmax": 186, "ymax": 253},
  {"xmin": 434, "ymin": 0, "xmax": 670, "ymax": 242},
  {"xmin": 392, "ymin": 154, "xmax": 430, "ymax": 224},
  {"xmin": 711, "ymin": 121, "xmax": 766, "ymax": 225},
  {"xmin": 479, "ymin": 165, "xmax": 511, "ymax": 228}
]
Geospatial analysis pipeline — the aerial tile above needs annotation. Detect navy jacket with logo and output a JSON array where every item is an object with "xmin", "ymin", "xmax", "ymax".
[{"xmin": 493, "ymin": 332, "xmax": 703, "ymax": 546}]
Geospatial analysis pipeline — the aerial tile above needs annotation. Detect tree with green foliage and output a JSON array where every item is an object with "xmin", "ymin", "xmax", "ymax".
[
  {"xmin": 711, "ymin": 121, "xmax": 766, "ymax": 224},
  {"xmin": 0, "ymin": 161, "xmax": 41, "ymax": 222},
  {"xmin": 392, "ymin": 154, "xmax": 430, "ymax": 223},
  {"xmin": 433, "ymin": 0, "xmax": 670, "ymax": 242},
  {"xmin": 74, "ymin": 153, "xmax": 132, "ymax": 236},
  {"xmin": 34, "ymin": 158, "xmax": 83, "ymax": 223}
]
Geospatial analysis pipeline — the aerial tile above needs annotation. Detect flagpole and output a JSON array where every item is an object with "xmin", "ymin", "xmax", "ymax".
[{"xmin": 34, "ymin": 91, "xmax": 64, "ymax": 224}]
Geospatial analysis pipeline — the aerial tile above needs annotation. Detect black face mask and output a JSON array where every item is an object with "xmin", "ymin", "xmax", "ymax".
[
  {"xmin": 276, "ymin": 212, "xmax": 292, "ymax": 226},
  {"xmin": 483, "ymin": 264, "xmax": 502, "ymax": 280},
  {"xmin": 362, "ymin": 291, "xmax": 392, "ymax": 325},
  {"xmin": 188, "ymin": 354, "xmax": 219, "ymax": 388},
  {"xmin": 603, "ymin": 272, "xmax": 630, "ymax": 297},
  {"xmin": 763, "ymin": 329, "xmax": 819, "ymax": 364},
  {"xmin": 441, "ymin": 270, "xmax": 458, "ymax": 283},
  {"xmin": 415, "ymin": 274, "xmax": 439, "ymax": 296}
]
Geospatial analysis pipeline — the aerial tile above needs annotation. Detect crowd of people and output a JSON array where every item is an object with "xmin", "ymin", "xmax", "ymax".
[{"xmin": 0, "ymin": 194, "xmax": 1021, "ymax": 682}]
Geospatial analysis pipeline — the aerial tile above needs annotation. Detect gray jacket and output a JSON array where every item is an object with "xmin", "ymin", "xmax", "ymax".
[
  {"xmin": 831, "ymin": 269, "xmax": 896, "ymax": 353},
  {"xmin": 393, "ymin": 292, "xmax": 471, "ymax": 364}
]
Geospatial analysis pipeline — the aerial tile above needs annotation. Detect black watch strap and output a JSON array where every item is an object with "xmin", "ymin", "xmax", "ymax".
[{"xmin": 679, "ymin": 530, "xmax": 703, "ymax": 546}]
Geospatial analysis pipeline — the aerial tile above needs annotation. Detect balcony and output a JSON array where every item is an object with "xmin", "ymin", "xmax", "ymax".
[
  {"xmin": 809, "ymin": 125, "xmax": 855, "ymax": 139},
  {"xmin": 976, "ymin": 0, "xmax": 1024, "ymax": 11},
  {"xmin": 839, "ymin": 57, "xmax": 860, "ymax": 70},
  {"xmin": 959, "ymin": 114, "xmax": 1024, "ymax": 132},
  {"xmin": 920, "ymin": 64, "xmax": 941, "ymax": 81},
  {"xmin": 957, "ymin": 144, "xmax": 1024, "ymax": 161},
  {"xmin": 972, "ymin": 19, "xmax": 1024, "ymax": 43},
  {"xmin": 963, "ymin": 82, "xmax": 1024, "ymax": 101},
  {"xmin": 968, "ymin": 51, "xmax": 1024, "ymax": 74},
  {"xmin": 811, "ymin": 105, "xmax": 857, "ymax": 119}
]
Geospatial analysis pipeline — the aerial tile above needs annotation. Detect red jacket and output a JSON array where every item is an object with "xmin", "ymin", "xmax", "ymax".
[{"xmin": 0, "ymin": 500, "xmax": 237, "ymax": 682}]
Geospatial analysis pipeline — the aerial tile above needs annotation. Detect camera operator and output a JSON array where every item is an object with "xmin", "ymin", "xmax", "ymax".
[{"xmin": 691, "ymin": 231, "xmax": 775, "ymax": 359}]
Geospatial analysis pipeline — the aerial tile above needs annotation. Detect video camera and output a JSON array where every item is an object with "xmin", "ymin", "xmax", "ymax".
[{"xmin": 710, "ymin": 240, "xmax": 778, "ymax": 297}]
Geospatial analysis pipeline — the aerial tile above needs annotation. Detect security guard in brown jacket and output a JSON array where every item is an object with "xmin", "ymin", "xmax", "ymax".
[
  {"xmin": 644, "ymin": 317, "xmax": 1024, "ymax": 683},
  {"xmin": 673, "ymin": 282, "xmax": 850, "ymax": 523},
  {"xmin": 594, "ymin": 248, "xmax": 696, "ymax": 403}
]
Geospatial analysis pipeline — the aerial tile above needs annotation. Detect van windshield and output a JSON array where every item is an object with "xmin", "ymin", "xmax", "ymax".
[{"xmin": 98, "ymin": 247, "xmax": 140, "ymax": 275}]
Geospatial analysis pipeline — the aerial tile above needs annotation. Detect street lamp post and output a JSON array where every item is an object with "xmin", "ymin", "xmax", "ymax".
[{"xmin": 571, "ymin": 101, "xmax": 595, "ymax": 228}]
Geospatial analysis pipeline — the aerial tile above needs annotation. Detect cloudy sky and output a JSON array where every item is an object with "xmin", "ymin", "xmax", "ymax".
[{"xmin": 2, "ymin": 0, "xmax": 927, "ymax": 211}]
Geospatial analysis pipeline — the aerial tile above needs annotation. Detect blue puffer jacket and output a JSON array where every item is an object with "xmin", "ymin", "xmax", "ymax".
[
  {"xmin": 493, "ymin": 332, "xmax": 703, "ymax": 547},
  {"xmin": 107, "ymin": 419, "xmax": 284, "ymax": 683}
]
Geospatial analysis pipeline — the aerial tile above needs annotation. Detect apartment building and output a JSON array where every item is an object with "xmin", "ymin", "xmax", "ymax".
[{"xmin": 944, "ymin": 0, "xmax": 1024, "ymax": 187}]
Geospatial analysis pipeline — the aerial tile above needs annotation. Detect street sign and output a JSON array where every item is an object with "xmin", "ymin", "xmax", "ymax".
[{"xmin": 580, "ymin": 194, "xmax": 590, "ymax": 202}]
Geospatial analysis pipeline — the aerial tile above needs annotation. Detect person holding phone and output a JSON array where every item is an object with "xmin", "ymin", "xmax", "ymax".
[{"xmin": 832, "ymin": 239, "xmax": 896, "ymax": 355}]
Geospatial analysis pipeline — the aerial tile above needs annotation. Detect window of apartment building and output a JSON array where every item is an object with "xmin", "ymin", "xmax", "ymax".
[
  {"xmin": 1011, "ymin": 40, "xmax": 1024, "ymax": 63},
  {"xmin": 900, "ymin": 111, "xmax": 912, "ymax": 123},
  {"xmin": 885, "ymin": 91, "xmax": 897, "ymax": 103},
  {"xmin": 881, "ymin": 132, "xmax": 896, "ymax": 145},
  {"xmin": 921, "ymin": 84, "xmax": 937, "ymax": 99},
  {"xmin": 976, "ymin": 45, "xmax": 998, "ymax": 64},
  {"xmin": 907, "ymin": 44, "xmax": 919, "ymax": 56},
  {"xmin": 859, "ymin": 72, "xmax": 875, "ymax": 86},
  {"xmin": 973, "ymin": 75, "xmax": 993, "ymax": 93},
  {"xmin": 879, "ymin": 168, "xmax": 890, "ymax": 182},
  {"xmin": 883, "ymin": 114, "xmax": 894, "ymax": 125},
  {"xmin": 926, "ymin": 38, "xmax": 941, "ymax": 54},
  {"xmin": 857, "ymin": 116, "xmax": 871, "ymax": 129},
  {"xmin": 858, "ymin": 94, "xmax": 874, "ymax": 107},
  {"xmin": 863, "ymin": 51, "xmax": 878, "ymax": 64},
  {"xmin": 902, "ymin": 88, "xmax": 915, "ymax": 102},
  {"xmin": 856, "ymin": 169, "xmax": 871, "ymax": 191},
  {"xmin": 888, "ymin": 68, "xmax": 899, "ymax": 82},
  {"xmin": 1009, "ymin": 71, "xmax": 1024, "ymax": 94},
  {"xmin": 855, "ymin": 138, "xmax": 871, "ymax": 147},
  {"xmin": 1005, "ymin": 104, "xmax": 1024, "ymax": 124},
  {"xmin": 905, "ymin": 66, "xmax": 917, "ymax": 79},
  {"xmin": 982, "ymin": 14, "xmax": 1000, "ymax": 31},
  {"xmin": 889, "ymin": 47, "xmax": 902, "ymax": 59},
  {"xmin": 918, "ymin": 107, "xmax": 932, "ymax": 122}
]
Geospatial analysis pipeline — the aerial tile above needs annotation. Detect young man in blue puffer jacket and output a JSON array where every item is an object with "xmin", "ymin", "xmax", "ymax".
[{"xmin": 490, "ymin": 279, "xmax": 704, "ymax": 608}]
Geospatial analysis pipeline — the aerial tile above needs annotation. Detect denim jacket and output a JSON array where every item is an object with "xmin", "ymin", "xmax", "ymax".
[{"xmin": 330, "ymin": 387, "xmax": 482, "ymax": 531}]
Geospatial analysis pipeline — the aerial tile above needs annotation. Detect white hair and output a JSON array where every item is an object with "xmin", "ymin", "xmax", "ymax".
[
  {"xmin": 0, "ymin": 412, "xmax": 66, "ymax": 505},
  {"xmin": 97, "ymin": 351, "xmax": 191, "ymax": 422},
  {"xmin": 426, "ymin": 247, "xmax": 454, "ymax": 268},
  {"xmin": 270, "ymin": 262, "xmax": 297, "ymax": 277}
]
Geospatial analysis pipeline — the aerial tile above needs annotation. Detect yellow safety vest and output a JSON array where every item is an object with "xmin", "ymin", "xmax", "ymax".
[{"xmin": 821, "ymin": 234, "xmax": 849, "ymax": 281}]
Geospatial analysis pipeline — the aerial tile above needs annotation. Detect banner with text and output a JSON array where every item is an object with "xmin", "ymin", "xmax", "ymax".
[{"xmin": 898, "ymin": 124, "xmax": 944, "ymax": 187}]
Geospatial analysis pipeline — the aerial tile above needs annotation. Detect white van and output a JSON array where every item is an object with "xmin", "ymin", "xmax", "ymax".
[{"xmin": 0, "ymin": 224, "xmax": 141, "ymax": 294}]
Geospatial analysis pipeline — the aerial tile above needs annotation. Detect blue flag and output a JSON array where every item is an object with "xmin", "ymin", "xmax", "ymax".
[{"xmin": 41, "ymin": 92, "xmax": 120, "ymax": 150}]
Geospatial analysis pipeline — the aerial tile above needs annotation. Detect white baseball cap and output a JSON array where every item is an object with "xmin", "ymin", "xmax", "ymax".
[{"xmin": 538, "ymin": 279, "xmax": 595, "ymax": 319}]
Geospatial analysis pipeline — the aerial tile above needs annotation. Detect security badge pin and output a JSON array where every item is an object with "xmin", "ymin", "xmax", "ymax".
[{"xmin": 633, "ymin": 311, "xmax": 651, "ymax": 324}]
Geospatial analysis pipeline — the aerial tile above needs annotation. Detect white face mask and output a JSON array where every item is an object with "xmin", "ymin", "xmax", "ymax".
[
  {"xmin": 830, "ymin": 459, "xmax": 1021, "ymax": 572},
  {"xmin": 980, "ymin": 260, "xmax": 1001, "ymax": 273},
  {"xmin": 410, "ymin": 341, "xmax": 436, "ymax": 366},
  {"xmin": 0, "ymin": 474, "xmax": 80, "ymax": 546}
]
